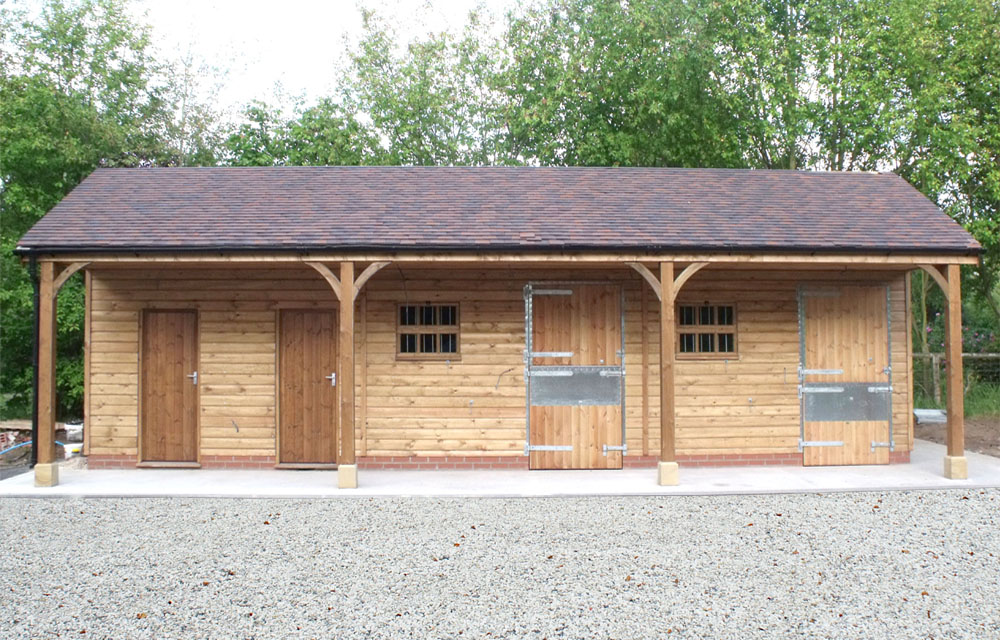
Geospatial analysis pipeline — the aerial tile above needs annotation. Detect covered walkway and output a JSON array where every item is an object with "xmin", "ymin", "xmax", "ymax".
[{"xmin": 2, "ymin": 440, "xmax": 998, "ymax": 499}]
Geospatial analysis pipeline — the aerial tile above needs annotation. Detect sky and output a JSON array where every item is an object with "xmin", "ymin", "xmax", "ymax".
[{"xmin": 128, "ymin": 0, "xmax": 519, "ymax": 114}]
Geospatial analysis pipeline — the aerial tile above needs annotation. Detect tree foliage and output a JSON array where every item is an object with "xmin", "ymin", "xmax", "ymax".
[
  {"xmin": 499, "ymin": 0, "xmax": 747, "ymax": 167},
  {"xmin": 222, "ymin": 99, "xmax": 382, "ymax": 166}
]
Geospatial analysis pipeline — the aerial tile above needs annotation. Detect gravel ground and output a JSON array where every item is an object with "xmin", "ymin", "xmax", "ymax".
[{"xmin": 2, "ymin": 491, "xmax": 998, "ymax": 639}]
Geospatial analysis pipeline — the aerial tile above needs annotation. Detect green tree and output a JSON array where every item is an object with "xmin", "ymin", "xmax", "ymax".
[
  {"xmin": 284, "ymin": 99, "xmax": 383, "ymax": 166},
  {"xmin": 162, "ymin": 51, "xmax": 228, "ymax": 167},
  {"xmin": 343, "ymin": 10, "xmax": 505, "ymax": 165},
  {"xmin": 223, "ymin": 99, "xmax": 382, "ymax": 166},
  {"xmin": 498, "ymin": 0, "xmax": 745, "ymax": 167},
  {"xmin": 223, "ymin": 101, "xmax": 289, "ymax": 166},
  {"xmin": 877, "ymin": 0, "xmax": 1000, "ymax": 324}
]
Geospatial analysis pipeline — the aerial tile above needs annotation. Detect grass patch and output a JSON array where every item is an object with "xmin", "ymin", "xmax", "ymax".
[
  {"xmin": 965, "ymin": 382, "xmax": 1000, "ymax": 418},
  {"xmin": 915, "ymin": 382, "xmax": 1000, "ymax": 417}
]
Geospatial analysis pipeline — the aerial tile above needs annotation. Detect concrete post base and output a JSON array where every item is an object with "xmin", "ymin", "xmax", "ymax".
[
  {"xmin": 34, "ymin": 462, "xmax": 59, "ymax": 487},
  {"xmin": 657, "ymin": 461, "xmax": 679, "ymax": 486},
  {"xmin": 944, "ymin": 455, "xmax": 968, "ymax": 480},
  {"xmin": 338, "ymin": 464, "xmax": 358, "ymax": 489}
]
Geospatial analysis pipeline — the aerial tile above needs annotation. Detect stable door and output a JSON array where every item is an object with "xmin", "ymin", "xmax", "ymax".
[
  {"xmin": 800, "ymin": 285, "xmax": 892, "ymax": 466},
  {"xmin": 525, "ymin": 283, "xmax": 625, "ymax": 469}
]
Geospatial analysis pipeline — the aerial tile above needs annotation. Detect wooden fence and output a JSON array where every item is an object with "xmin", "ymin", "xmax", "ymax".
[{"xmin": 912, "ymin": 352, "xmax": 1000, "ymax": 404}]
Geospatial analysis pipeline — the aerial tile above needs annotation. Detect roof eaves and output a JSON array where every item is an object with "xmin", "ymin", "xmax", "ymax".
[{"xmin": 13, "ymin": 242, "xmax": 983, "ymax": 257}]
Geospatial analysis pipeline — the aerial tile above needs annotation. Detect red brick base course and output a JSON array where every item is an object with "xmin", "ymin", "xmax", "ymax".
[
  {"xmin": 86, "ymin": 454, "xmax": 275, "ymax": 469},
  {"xmin": 357, "ymin": 455, "xmax": 530, "ymax": 470},
  {"xmin": 201, "ymin": 455, "xmax": 275, "ymax": 469},
  {"xmin": 86, "ymin": 449, "xmax": 911, "ymax": 470},
  {"xmin": 623, "ymin": 453, "xmax": 803, "ymax": 467},
  {"xmin": 86, "ymin": 455, "xmax": 137, "ymax": 469}
]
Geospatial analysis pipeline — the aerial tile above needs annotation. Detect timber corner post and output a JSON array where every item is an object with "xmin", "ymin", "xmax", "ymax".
[
  {"xmin": 34, "ymin": 261, "xmax": 58, "ymax": 486},
  {"xmin": 33, "ymin": 260, "xmax": 90, "ymax": 486},
  {"xmin": 943, "ymin": 264, "xmax": 967, "ymax": 480},
  {"xmin": 920, "ymin": 263, "xmax": 968, "ymax": 480}
]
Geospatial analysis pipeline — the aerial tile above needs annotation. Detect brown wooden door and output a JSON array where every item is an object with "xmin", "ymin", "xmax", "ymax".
[
  {"xmin": 140, "ymin": 310, "xmax": 198, "ymax": 463},
  {"xmin": 529, "ymin": 284, "xmax": 623, "ymax": 470},
  {"xmin": 279, "ymin": 310, "xmax": 338, "ymax": 465},
  {"xmin": 802, "ymin": 285, "xmax": 891, "ymax": 466}
]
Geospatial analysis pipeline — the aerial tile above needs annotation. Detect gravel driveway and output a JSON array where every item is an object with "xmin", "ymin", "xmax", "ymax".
[{"xmin": 2, "ymin": 491, "xmax": 998, "ymax": 639}]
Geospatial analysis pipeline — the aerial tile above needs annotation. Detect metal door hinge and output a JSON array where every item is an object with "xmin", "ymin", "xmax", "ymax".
[
  {"xmin": 602, "ymin": 444, "xmax": 627, "ymax": 456},
  {"xmin": 801, "ymin": 369, "xmax": 845, "ymax": 376},
  {"xmin": 798, "ymin": 440, "xmax": 844, "ymax": 451},
  {"xmin": 532, "ymin": 289, "xmax": 573, "ymax": 296},
  {"xmin": 531, "ymin": 351, "xmax": 574, "ymax": 358},
  {"xmin": 525, "ymin": 444, "xmax": 574, "ymax": 454}
]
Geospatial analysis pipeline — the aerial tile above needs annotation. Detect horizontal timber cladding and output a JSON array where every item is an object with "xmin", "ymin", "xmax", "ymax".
[
  {"xmin": 87, "ymin": 266, "xmax": 338, "ymax": 458},
  {"xmin": 668, "ymin": 269, "xmax": 912, "ymax": 456},
  {"xmin": 84, "ymin": 264, "xmax": 913, "ymax": 462}
]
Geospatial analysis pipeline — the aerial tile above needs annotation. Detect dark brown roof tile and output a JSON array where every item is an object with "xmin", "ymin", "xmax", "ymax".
[{"xmin": 17, "ymin": 167, "xmax": 980, "ymax": 254}]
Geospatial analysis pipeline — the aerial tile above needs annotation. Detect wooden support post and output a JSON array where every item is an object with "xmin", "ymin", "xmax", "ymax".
[
  {"xmin": 931, "ymin": 353, "xmax": 942, "ymax": 405},
  {"xmin": 658, "ymin": 261, "xmax": 678, "ymax": 486},
  {"xmin": 338, "ymin": 261, "xmax": 358, "ymax": 489},
  {"xmin": 943, "ymin": 264, "xmax": 967, "ymax": 479},
  {"xmin": 640, "ymin": 286, "xmax": 649, "ymax": 457},
  {"xmin": 35, "ymin": 261, "xmax": 59, "ymax": 486}
]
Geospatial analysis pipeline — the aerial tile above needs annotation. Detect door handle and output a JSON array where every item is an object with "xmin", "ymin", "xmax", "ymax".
[
  {"xmin": 187, "ymin": 371, "xmax": 198, "ymax": 386},
  {"xmin": 326, "ymin": 373, "xmax": 336, "ymax": 387}
]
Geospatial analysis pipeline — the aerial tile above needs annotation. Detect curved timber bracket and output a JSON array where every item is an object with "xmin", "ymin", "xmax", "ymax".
[
  {"xmin": 627, "ymin": 263, "xmax": 662, "ymax": 301},
  {"xmin": 305, "ymin": 261, "xmax": 343, "ymax": 301},
  {"xmin": 52, "ymin": 262, "xmax": 90, "ymax": 297},
  {"xmin": 918, "ymin": 264, "xmax": 950, "ymax": 302},
  {"xmin": 353, "ymin": 261, "xmax": 389, "ymax": 301},
  {"xmin": 306, "ymin": 260, "xmax": 391, "ymax": 302},
  {"xmin": 628, "ymin": 261, "xmax": 709, "ymax": 302},
  {"xmin": 672, "ymin": 262, "xmax": 708, "ymax": 299}
]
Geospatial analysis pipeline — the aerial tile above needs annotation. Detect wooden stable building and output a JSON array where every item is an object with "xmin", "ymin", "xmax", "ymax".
[{"xmin": 17, "ymin": 167, "xmax": 980, "ymax": 488}]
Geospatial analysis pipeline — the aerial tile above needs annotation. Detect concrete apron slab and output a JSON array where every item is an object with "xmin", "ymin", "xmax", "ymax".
[{"xmin": 2, "ymin": 440, "xmax": 999, "ymax": 499}]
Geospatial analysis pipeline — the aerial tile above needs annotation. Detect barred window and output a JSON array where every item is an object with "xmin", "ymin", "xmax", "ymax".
[
  {"xmin": 397, "ymin": 304, "xmax": 460, "ymax": 359},
  {"xmin": 677, "ymin": 303, "xmax": 737, "ymax": 357}
]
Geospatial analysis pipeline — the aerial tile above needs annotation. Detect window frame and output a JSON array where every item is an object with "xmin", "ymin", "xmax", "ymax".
[
  {"xmin": 395, "ymin": 302, "xmax": 461, "ymax": 361},
  {"xmin": 675, "ymin": 301, "xmax": 739, "ymax": 360}
]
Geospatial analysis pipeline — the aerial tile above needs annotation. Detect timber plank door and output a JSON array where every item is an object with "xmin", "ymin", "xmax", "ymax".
[
  {"xmin": 800, "ymin": 285, "xmax": 892, "ymax": 466},
  {"xmin": 140, "ymin": 310, "xmax": 199, "ymax": 463},
  {"xmin": 525, "ymin": 283, "xmax": 625, "ymax": 470},
  {"xmin": 278, "ymin": 310, "xmax": 338, "ymax": 465}
]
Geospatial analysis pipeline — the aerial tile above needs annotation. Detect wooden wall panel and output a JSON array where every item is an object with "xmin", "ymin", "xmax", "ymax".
[
  {"xmin": 661, "ymin": 269, "xmax": 911, "ymax": 456},
  {"xmin": 86, "ymin": 265, "xmax": 913, "ymax": 461},
  {"xmin": 87, "ymin": 268, "xmax": 336, "ymax": 457}
]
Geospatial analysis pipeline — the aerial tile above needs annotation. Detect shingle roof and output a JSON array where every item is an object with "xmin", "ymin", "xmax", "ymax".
[{"xmin": 17, "ymin": 167, "xmax": 980, "ymax": 254}]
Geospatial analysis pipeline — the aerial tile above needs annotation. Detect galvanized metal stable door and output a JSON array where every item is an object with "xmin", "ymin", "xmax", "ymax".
[
  {"xmin": 524, "ymin": 283, "xmax": 625, "ymax": 470},
  {"xmin": 799, "ymin": 285, "xmax": 892, "ymax": 466}
]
